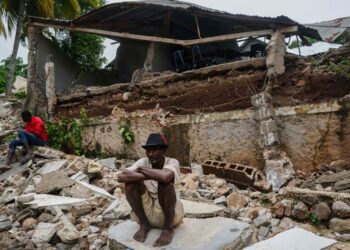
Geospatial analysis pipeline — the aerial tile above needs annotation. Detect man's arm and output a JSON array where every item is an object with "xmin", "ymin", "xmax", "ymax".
[
  {"xmin": 137, "ymin": 167, "xmax": 174, "ymax": 184},
  {"xmin": 118, "ymin": 169, "xmax": 148, "ymax": 183}
]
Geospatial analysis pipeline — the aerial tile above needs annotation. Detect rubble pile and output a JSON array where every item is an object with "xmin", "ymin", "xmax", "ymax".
[{"xmin": 0, "ymin": 146, "xmax": 350, "ymax": 249}]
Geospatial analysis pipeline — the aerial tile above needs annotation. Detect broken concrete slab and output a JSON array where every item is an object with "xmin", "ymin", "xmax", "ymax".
[
  {"xmin": 316, "ymin": 170, "xmax": 350, "ymax": 185},
  {"xmin": 38, "ymin": 160, "xmax": 68, "ymax": 175},
  {"xmin": 243, "ymin": 228, "xmax": 336, "ymax": 250},
  {"xmin": 102, "ymin": 198, "xmax": 131, "ymax": 220},
  {"xmin": 31, "ymin": 222, "xmax": 57, "ymax": 246},
  {"xmin": 97, "ymin": 158, "xmax": 117, "ymax": 170},
  {"xmin": 35, "ymin": 170, "xmax": 75, "ymax": 194},
  {"xmin": 0, "ymin": 160, "xmax": 32, "ymax": 181},
  {"xmin": 22, "ymin": 194, "xmax": 86, "ymax": 208},
  {"xmin": 265, "ymin": 158, "xmax": 294, "ymax": 191},
  {"xmin": 76, "ymin": 181, "xmax": 115, "ymax": 199},
  {"xmin": 108, "ymin": 217, "xmax": 252, "ymax": 250},
  {"xmin": 57, "ymin": 215, "xmax": 80, "ymax": 244},
  {"xmin": 181, "ymin": 199, "xmax": 225, "ymax": 218},
  {"xmin": 0, "ymin": 187, "xmax": 18, "ymax": 204},
  {"xmin": 70, "ymin": 171, "xmax": 89, "ymax": 183},
  {"xmin": 0, "ymin": 214, "xmax": 12, "ymax": 232}
]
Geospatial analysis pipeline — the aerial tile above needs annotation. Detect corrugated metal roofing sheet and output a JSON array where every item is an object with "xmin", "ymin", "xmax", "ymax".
[
  {"xmin": 287, "ymin": 41, "xmax": 341, "ymax": 56},
  {"xmin": 29, "ymin": 0, "xmax": 320, "ymax": 40},
  {"xmin": 306, "ymin": 16, "xmax": 350, "ymax": 42}
]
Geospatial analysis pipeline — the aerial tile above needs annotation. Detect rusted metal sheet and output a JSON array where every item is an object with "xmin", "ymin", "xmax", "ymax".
[
  {"xmin": 306, "ymin": 17, "xmax": 350, "ymax": 42},
  {"xmin": 202, "ymin": 160, "xmax": 272, "ymax": 192}
]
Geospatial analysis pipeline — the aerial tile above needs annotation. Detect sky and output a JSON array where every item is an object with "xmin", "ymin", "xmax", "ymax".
[{"xmin": 0, "ymin": 0, "xmax": 349, "ymax": 63}]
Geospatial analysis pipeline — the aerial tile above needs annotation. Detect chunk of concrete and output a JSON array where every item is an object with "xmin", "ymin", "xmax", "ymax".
[
  {"xmin": 0, "ymin": 160, "xmax": 32, "ymax": 181},
  {"xmin": 97, "ymin": 158, "xmax": 117, "ymax": 170},
  {"xmin": 31, "ymin": 222, "xmax": 57, "ymax": 246},
  {"xmin": 76, "ymin": 181, "xmax": 115, "ymax": 199},
  {"xmin": 38, "ymin": 160, "xmax": 68, "ymax": 175},
  {"xmin": 265, "ymin": 158, "xmax": 294, "ymax": 191},
  {"xmin": 0, "ymin": 214, "xmax": 12, "ymax": 231},
  {"xmin": 0, "ymin": 187, "xmax": 18, "ymax": 204},
  {"xmin": 57, "ymin": 215, "xmax": 80, "ymax": 244},
  {"xmin": 35, "ymin": 170, "xmax": 75, "ymax": 194},
  {"xmin": 243, "ymin": 228, "xmax": 336, "ymax": 250},
  {"xmin": 108, "ymin": 217, "xmax": 252, "ymax": 250},
  {"xmin": 102, "ymin": 198, "xmax": 131, "ymax": 220},
  {"xmin": 23, "ymin": 194, "xmax": 86, "ymax": 208},
  {"xmin": 181, "ymin": 199, "xmax": 225, "ymax": 218}
]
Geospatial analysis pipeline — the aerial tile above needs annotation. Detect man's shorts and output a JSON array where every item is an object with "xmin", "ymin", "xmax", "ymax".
[{"xmin": 130, "ymin": 191, "xmax": 184, "ymax": 228}]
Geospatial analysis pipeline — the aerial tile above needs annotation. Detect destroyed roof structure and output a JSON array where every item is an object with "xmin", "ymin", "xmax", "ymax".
[
  {"xmin": 306, "ymin": 16, "xmax": 350, "ymax": 43},
  {"xmin": 28, "ymin": 0, "xmax": 320, "ymax": 90}
]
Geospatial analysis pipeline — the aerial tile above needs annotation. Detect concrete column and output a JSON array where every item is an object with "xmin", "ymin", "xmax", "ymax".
[
  {"xmin": 45, "ymin": 61, "xmax": 56, "ymax": 119},
  {"xmin": 266, "ymin": 31, "xmax": 286, "ymax": 77}
]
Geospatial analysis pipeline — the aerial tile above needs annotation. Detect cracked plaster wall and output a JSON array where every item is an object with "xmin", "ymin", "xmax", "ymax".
[{"xmin": 81, "ymin": 103, "xmax": 350, "ymax": 173}]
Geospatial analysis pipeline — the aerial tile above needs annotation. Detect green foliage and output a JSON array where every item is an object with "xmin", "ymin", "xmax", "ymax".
[
  {"xmin": 46, "ymin": 118, "xmax": 82, "ymax": 155},
  {"xmin": 13, "ymin": 90, "xmax": 26, "ymax": 99},
  {"xmin": 118, "ymin": 125, "xmax": 134, "ymax": 144},
  {"xmin": 327, "ymin": 58, "xmax": 350, "ymax": 79},
  {"xmin": 45, "ymin": 109, "xmax": 95, "ymax": 155},
  {"xmin": 288, "ymin": 37, "xmax": 318, "ymax": 49},
  {"xmin": 307, "ymin": 212, "xmax": 320, "ymax": 225},
  {"xmin": 48, "ymin": 0, "xmax": 106, "ymax": 71},
  {"xmin": 0, "ymin": 57, "xmax": 27, "ymax": 94}
]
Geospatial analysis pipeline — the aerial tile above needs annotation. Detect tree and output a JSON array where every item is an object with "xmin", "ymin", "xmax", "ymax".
[
  {"xmin": 1, "ymin": 0, "xmax": 81, "ymax": 96},
  {"xmin": 0, "ymin": 57, "xmax": 27, "ymax": 94}
]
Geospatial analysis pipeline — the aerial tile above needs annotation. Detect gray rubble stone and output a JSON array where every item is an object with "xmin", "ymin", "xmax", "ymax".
[
  {"xmin": 97, "ymin": 158, "xmax": 117, "ymax": 170},
  {"xmin": 258, "ymin": 226, "xmax": 270, "ymax": 240},
  {"xmin": 333, "ymin": 201, "xmax": 350, "ymax": 218},
  {"xmin": 31, "ymin": 222, "xmax": 57, "ymax": 245},
  {"xmin": 329, "ymin": 218, "xmax": 350, "ymax": 233},
  {"xmin": 35, "ymin": 170, "xmax": 75, "ymax": 194},
  {"xmin": 38, "ymin": 160, "xmax": 68, "ymax": 175},
  {"xmin": 310, "ymin": 203, "xmax": 331, "ymax": 221},
  {"xmin": 335, "ymin": 178, "xmax": 350, "ymax": 191},
  {"xmin": 316, "ymin": 170, "xmax": 350, "ymax": 185},
  {"xmin": 253, "ymin": 213, "xmax": 272, "ymax": 227},
  {"xmin": 108, "ymin": 217, "xmax": 252, "ymax": 250},
  {"xmin": 0, "ymin": 215, "xmax": 12, "ymax": 232},
  {"xmin": 57, "ymin": 216, "xmax": 80, "ymax": 244},
  {"xmin": 292, "ymin": 202, "xmax": 308, "ymax": 220}
]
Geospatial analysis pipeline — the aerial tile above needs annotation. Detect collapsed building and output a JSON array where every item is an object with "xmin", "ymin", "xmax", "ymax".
[
  {"xmin": 1, "ymin": 1, "xmax": 350, "ymax": 249},
  {"xmin": 23, "ymin": 0, "xmax": 350, "ymax": 191}
]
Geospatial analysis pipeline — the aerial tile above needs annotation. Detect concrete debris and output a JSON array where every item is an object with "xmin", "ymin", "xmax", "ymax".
[
  {"xmin": 85, "ymin": 160, "xmax": 103, "ymax": 175},
  {"xmin": 108, "ymin": 218, "xmax": 252, "ymax": 250},
  {"xmin": 97, "ymin": 158, "xmax": 117, "ymax": 170},
  {"xmin": 332, "ymin": 201, "xmax": 350, "ymax": 218},
  {"xmin": 35, "ymin": 170, "xmax": 75, "ymax": 194},
  {"xmin": 181, "ymin": 199, "xmax": 225, "ymax": 218},
  {"xmin": 38, "ymin": 160, "xmax": 68, "ymax": 175},
  {"xmin": 0, "ymin": 215, "xmax": 12, "ymax": 232},
  {"xmin": 57, "ymin": 215, "xmax": 80, "ymax": 244},
  {"xmin": 23, "ymin": 194, "xmax": 86, "ymax": 208},
  {"xmin": 244, "ymin": 228, "xmax": 336, "ymax": 250},
  {"xmin": 31, "ymin": 222, "xmax": 57, "ymax": 245},
  {"xmin": 102, "ymin": 198, "xmax": 131, "ymax": 220},
  {"xmin": 329, "ymin": 218, "xmax": 350, "ymax": 233}
]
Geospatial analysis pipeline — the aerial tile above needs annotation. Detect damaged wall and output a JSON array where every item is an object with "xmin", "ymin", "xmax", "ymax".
[
  {"xmin": 81, "ymin": 100, "xmax": 350, "ymax": 173},
  {"xmin": 36, "ymin": 35, "xmax": 116, "ymax": 93}
]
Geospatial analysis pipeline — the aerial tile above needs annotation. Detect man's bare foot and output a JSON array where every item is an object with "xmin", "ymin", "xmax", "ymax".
[
  {"xmin": 133, "ymin": 224, "xmax": 151, "ymax": 242},
  {"xmin": 153, "ymin": 228, "xmax": 174, "ymax": 247},
  {"xmin": 0, "ymin": 165, "xmax": 11, "ymax": 172}
]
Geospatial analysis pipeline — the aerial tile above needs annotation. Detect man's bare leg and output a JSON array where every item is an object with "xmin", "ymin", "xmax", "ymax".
[
  {"xmin": 125, "ymin": 182, "xmax": 151, "ymax": 242},
  {"xmin": 153, "ymin": 182, "xmax": 177, "ymax": 247},
  {"xmin": 0, "ymin": 151, "xmax": 14, "ymax": 171}
]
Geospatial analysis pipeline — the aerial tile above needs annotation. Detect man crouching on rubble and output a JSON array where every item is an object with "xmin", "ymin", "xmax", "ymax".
[
  {"xmin": 118, "ymin": 133, "xmax": 184, "ymax": 247},
  {"xmin": 0, "ymin": 110, "xmax": 48, "ymax": 171}
]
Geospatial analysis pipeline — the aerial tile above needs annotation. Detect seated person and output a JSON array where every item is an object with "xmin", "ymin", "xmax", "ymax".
[
  {"xmin": 0, "ymin": 110, "xmax": 48, "ymax": 171},
  {"xmin": 118, "ymin": 133, "xmax": 184, "ymax": 247}
]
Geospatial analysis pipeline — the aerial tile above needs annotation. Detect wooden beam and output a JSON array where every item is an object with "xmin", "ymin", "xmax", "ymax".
[
  {"xmin": 32, "ymin": 21, "xmax": 298, "ymax": 47},
  {"xmin": 183, "ymin": 26, "xmax": 298, "ymax": 46}
]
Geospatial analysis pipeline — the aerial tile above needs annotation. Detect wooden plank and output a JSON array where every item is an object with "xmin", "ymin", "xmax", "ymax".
[
  {"xmin": 32, "ymin": 21, "xmax": 298, "ymax": 46},
  {"xmin": 32, "ymin": 22, "xmax": 185, "ymax": 45},
  {"xmin": 183, "ymin": 26, "xmax": 298, "ymax": 46}
]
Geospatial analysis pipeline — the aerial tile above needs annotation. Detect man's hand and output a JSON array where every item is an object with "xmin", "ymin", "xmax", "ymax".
[{"xmin": 136, "ymin": 167, "xmax": 174, "ymax": 184}]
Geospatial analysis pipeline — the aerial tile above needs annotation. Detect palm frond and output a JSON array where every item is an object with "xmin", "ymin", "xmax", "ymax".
[
  {"xmin": 60, "ymin": 0, "xmax": 81, "ymax": 19},
  {"xmin": 36, "ymin": 0, "xmax": 55, "ymax": 18}
]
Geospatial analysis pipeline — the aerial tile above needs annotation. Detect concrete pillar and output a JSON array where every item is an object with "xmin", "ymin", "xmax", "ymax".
[
  {"xmin": 45, "ymin": 61, "xmax": 56, "ymax": 119},
  {"xmin": 266, "ymin": 31, "xmax": 286, "ymax": 77},
  {"xmin": 251, "ymin": 91, "xmax": 294, "ymax": 191}
]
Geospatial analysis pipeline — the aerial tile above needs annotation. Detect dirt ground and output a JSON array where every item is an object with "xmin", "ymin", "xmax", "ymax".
[{"xmin": 55, "ymin": 57, "xmax": 350, "ymax": 118}]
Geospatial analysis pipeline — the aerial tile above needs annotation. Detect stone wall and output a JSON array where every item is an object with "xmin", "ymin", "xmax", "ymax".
[{"xmin": 81, "ymin": 100, "xmax": 350, "ymax": 173}]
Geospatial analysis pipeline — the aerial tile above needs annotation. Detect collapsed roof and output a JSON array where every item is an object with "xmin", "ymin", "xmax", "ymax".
[
  {"xmin": 306, "ymin": 16, "xmax": 350, "ymax": 43},
  {"xmin": 29, "ymin": 0, "xmax": 321, "ymax": 44}
]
